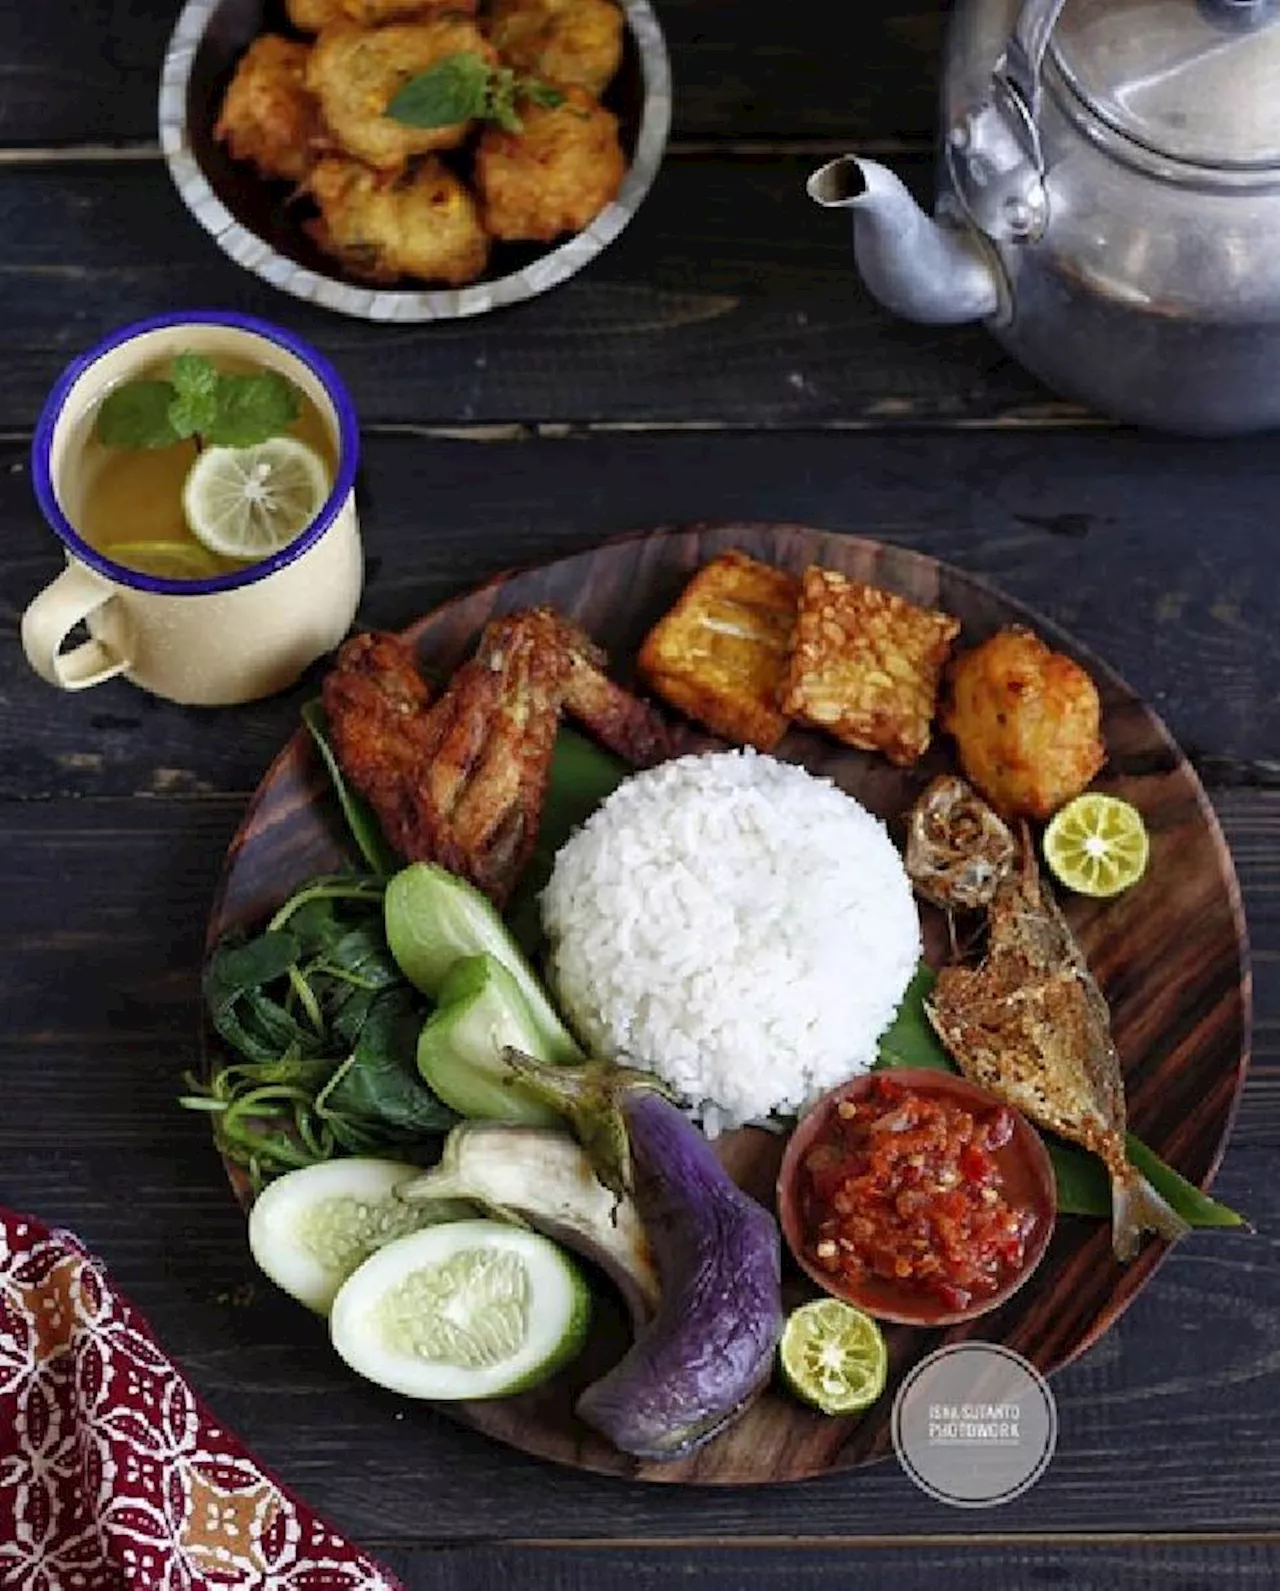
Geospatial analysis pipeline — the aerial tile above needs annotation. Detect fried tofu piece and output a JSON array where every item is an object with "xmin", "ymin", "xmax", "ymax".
[
  {"xmin": 637, "ymin": 551, "xmax": 800, "ymax": 751},
  {"xmin": 214, "ymin": 35, "xmax": 320, "ymax": 185},
  {"xmin": 306, "ymin": 19, "xmax": 496, "ymax": 170},
  {"xmin": 475, "ymin": 86, "xmax": 625, "ymax": 243},
  {"xmin": 942, "ymin": 626, "xmax": 1106, "ymax": 820},
  {"xmin": 489, "ymin": 0, "xmax": 624, "ymax": 96},
  {"xmin": 307, "ymin": 155, "xmax": 489, "ymax": 285},
  {"xmin": 781, "ymin": 567, "xmax": 960, "ymax": 765}
]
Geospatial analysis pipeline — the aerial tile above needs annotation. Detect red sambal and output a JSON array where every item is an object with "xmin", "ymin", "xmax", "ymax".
[{"xmin": 800, "ymin": 1075, "xmax": 1039, "ymax": 1312}]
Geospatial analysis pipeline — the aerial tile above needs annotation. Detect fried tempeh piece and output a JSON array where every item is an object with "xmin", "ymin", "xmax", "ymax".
[
  {"xmin": 781, "ymin": 567, "xmax": 960, "ymax": 766},
  {"xmin": 637, "ymin": 551, "xmax": 800, "ymax": 751}
]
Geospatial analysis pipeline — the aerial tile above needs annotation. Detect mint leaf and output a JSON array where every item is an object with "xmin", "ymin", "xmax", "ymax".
[
  {"xmin": 387, "ymin": 51, "xmax": 492, "ymax": 127},
  {"xmin": 524, "ymin": 80, "xmax": 564, "ymax": 110},
  {"xmin": 486, "ymin": 68, "xmax": 524, "ymax": 132},
  {"xmin": 94, "ymin": 380, "xmax": 181, "ymax": 450},
  {"xmin": 168, "ymin": 351, "xmax": 219, "ymax": 439},
  {"xmin": 204, "ymin": 371, "xmax": 301, "ymax": 447}
]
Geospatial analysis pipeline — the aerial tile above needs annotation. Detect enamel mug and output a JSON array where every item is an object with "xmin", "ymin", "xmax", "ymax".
[{"xmin": 21, "ymin": 311, "xmax": 363, "ymax": 706}]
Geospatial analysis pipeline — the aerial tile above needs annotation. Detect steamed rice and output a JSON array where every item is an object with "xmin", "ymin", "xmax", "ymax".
[{"xmin": 540, "ymin": 750, "xmax": 921, "ymax": 1134}]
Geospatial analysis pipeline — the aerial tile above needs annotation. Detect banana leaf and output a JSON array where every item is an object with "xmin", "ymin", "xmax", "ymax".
[{"xmin": 875, "ymin": 962, "xmax": 1246, "ymax": 1230}]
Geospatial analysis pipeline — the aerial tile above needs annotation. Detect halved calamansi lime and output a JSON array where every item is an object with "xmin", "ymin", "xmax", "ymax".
[
  {"xmin": 1043, "ymin": 792, "xmax": 1149, "ymax": 898},
  {"xmin": 182, "ymin": 436, "xmax": 330, "ymax": 561},
  {"xmin": 779, "ymin": 1299, "xmax": 888, "ymax": 1416}
]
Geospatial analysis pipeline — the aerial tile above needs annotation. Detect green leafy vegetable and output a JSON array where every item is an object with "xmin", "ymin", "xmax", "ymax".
[
  {"xmin": 168, "ymin": 352, "xmax": 220, "ymax": 439},
  {"xmin": 205, "ymin": 369, "xmax": 301, "ymax": 447},
  {"xmin": 387, "ymin": 50, "xmax": 564, "ymax": 134},
  {"xmin": 302, "ymin": 700, "xmax": 398, "ymax": 877},
  {"xmin": 388, "ymin": 51, "xmax": 492, "ymax": 125},
  {"xmin": 94, "ymin": 352, "xmax": 302, "ymax": 454},
  {"xmin": 94, "ymin": 380, "xmax": 181, "ymax": 450},
  {"xmin": 188, "ymin": 874, "xmax": 453, "ymax": 1190},
  {"xmin": 872, "ymin": 962, "xmax": 953, "ymax": 1073},
  {"xmin": 874, "ymin": 960, "xmax": 1246, "ymax": 1230}
]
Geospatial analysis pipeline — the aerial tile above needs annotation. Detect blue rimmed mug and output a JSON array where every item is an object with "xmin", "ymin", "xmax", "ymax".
[{"xmin": 21, "ymin": 311, "xmax": 363, "ymax": 706}]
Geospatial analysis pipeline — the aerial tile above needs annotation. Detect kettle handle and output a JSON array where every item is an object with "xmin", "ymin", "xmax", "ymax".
[
  {"xmin": 946, "ymin": 0, "xmax": 1067, "ymax": 244},
  {"xmin": 998, "ymin": 0, "xmax": 1069, "ymax": 120}
]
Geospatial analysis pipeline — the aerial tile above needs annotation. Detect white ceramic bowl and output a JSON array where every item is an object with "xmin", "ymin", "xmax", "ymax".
[{"xmin": 159, "ymin": 0, "xmax": 671, "ymax": 321}]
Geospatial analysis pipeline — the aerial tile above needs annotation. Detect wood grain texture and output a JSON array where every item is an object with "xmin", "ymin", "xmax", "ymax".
[
  {"xmin": 371, "ymin": 1541, "xmax": 1280, "ymax": 1591},
  {"xmin": 5, "ymin": 428, "xmax": 1279, "ymax": 803},
  {"xmin": 0, "ymin": 157, "xmax": 1061, "ymax": 431},
  {"xmin": 205, "ymin": 523, "xmax": 1247, "ymax": 1485},
  {"xmin": 0, "ymin": 787, "xmax": 1271, "ymax": 1533},
  {"xmin": 0, "ymin": 0, "xmax": 943, "ymax": 148}
]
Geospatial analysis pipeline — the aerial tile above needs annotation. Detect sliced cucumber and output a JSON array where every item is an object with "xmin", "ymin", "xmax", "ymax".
[
  {"xmin": 329, "ymin": 1218, "xmax": 591, "ymax": 1400},
  {"xmin": 417, "ymin": 955, "xmax": 563, "ymax": 1127},
  {"xmin": 248, "ymin": 1157, "xmax": 460, "ymax": 1316}
]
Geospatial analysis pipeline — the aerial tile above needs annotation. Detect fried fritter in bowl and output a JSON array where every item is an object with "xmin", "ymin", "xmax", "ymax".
[
  {"xmin": 286, "ymin": 0, "xmax": 346, "ymax": 32},
  {"xmin": 306, "ymin": 19, "xmax": 497, "ymax": 170},
  {"xmin": 307, "ymin": 155, "xmax": 490, "ymax": 284},
  {"xmin": 341, "ymin": 0, "xmax": 478, "ymax": 20},
  {"xmin": 214, "ymin": 35, "xmax": 319, "ymax": 184},
  {"xmin": 942, "ymin": 626, "xmax": 1106, "ymax": 821},
  {"xmin": 476, "ymin": 86, "xmax": 625, "ymax": 242},
  {"xmin": 489, "ymin": 0, "xmax": 624, "ymax": 95}
]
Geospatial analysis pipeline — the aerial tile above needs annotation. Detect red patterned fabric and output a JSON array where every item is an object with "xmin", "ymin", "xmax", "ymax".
[{"xmin": 0, "ymin": 1210, "xmax": 405, "ymax": 1591}]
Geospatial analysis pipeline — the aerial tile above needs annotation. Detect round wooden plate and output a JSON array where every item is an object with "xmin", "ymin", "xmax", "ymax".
[{"xmin": 206, "ymin": 522, "xmax": 1250, "ymax": 1485}]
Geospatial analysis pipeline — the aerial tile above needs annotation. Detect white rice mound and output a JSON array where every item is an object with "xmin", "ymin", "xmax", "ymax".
[{"xmin": 540, "ymin": 750, "xmax": 921, "ymax": 1135}]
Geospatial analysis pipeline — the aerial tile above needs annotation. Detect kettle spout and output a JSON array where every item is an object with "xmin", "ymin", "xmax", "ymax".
[{"xmin": 808, "ymin": 157, "xmax": 1000, "ymax": 326}]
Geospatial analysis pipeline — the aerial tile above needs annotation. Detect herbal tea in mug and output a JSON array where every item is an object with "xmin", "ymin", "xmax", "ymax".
[
  {"xmin": 22, "ymin": 311, "xmax": 362, "ymax": 706},
  {"xmin": 74, "ymin": 350, "xmax": 337, "ymax": 581}
]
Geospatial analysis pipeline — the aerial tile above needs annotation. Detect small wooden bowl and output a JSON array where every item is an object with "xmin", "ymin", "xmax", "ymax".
[{"xmin": 777, "ymin": 1068, "xmax": 1058, "ymax": 1328}]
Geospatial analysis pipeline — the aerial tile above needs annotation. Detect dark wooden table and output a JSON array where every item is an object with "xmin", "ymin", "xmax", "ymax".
[{"xmin": 2, "ymin": 3, "xmax": 1277, "ymax": 1587}]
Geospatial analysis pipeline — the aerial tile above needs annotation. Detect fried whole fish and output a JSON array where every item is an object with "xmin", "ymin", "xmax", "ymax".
[
  {"xmin": 905, "ymin": 774, "xmax": 1017, "ymax": 912},
  {"xmin": 926, "ymin": 834, "xmax": 1189, "ymax": 1261}
]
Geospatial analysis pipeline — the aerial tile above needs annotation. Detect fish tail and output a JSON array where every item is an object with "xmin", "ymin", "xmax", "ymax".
[{"xmin": 1110, "ymin": 1169, "xmax": 1192, "ymax": 1262}]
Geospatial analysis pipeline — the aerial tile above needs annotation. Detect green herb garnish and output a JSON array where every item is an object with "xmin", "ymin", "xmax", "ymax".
[
  {"xmin": 387, "ymin": 50, "xmax": 564, "ymax": 135},
  {"xmin": 94, "ymin": 351, "xmax": 302, "ymax": 453}
]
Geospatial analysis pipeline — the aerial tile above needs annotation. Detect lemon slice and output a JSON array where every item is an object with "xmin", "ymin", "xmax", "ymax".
[
  {"xmin": 1043, "ymin": 792, "xmax": 1149, "ymax": 898},
  {"xmin": 182, "ymin": 437, "xmax": 330, "ymax": 561},
  {"xmin": 779, "ymin": 1299, "xmax": 888, "ymax": 1416},
  {"xmin": 107, "ymin": 540, "xmax": 226, "ymax": 580}
]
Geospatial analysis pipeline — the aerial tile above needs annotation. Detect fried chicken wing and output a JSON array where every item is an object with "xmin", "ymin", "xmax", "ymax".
[
  {"xmin": 489, "ymin": 0, "xmax": 624, "ymax": 96},
  {"xmin": 781, "ymin": 567, "xmax": 960, "ymax": 766},
  {"xmin": 475, "ymin": 86, "xmax": 625, "ymax": 242},
  {"xmin": 321, "ymin": 631, "xmax": 437, "ymax": 847},
  {"xmin": 214, "ymin": 35, "xmax": 319, "ymax": 184},
  {"xmin": 306, "ymin": 19, "xmax": 496, "ymax": 170},
  {"xmin": 307, "ymin": 155, "xmax": 489, "ymax": 284},
  {"xmin": 942, "ymin": 626, "xmax": 1106, "ymax": 820}
]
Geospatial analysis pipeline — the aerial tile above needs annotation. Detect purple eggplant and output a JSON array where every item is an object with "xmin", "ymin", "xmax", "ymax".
[{"xmin": 502, "ymin": 1051, "xmax": 784, "ymax": 1462}]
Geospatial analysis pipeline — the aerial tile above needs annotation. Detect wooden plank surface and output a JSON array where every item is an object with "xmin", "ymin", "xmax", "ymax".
[
  {"xmin": 371, "ymin": 1542, "xmax": 1280, "ymax": 1590},
  {"xmin": 0, "ymin": 156, "xmax": 1066, "ymax": 432},
  {"xmin": 0, "ymin": 0, "xmax": 944, "ymax": 148},
  {"xmin": 3, "ymin": 429, "xmax": 1276, "ymax": 803}
]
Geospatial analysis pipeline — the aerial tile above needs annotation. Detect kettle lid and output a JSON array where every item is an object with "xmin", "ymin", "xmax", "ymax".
[{"xmin": 1051, "ymin": 0, "xmax": 1280, "ymax": 168}]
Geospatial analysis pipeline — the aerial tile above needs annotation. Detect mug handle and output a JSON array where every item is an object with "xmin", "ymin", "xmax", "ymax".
[{"xmin": 21, "ymin": 562, "xmax": 131, "ymax": 690}]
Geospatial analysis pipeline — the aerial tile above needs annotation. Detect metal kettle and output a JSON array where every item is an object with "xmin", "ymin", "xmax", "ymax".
[{"xmin": 809, "ymin": 0, "xmax": 1280, "ymax": 434}]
